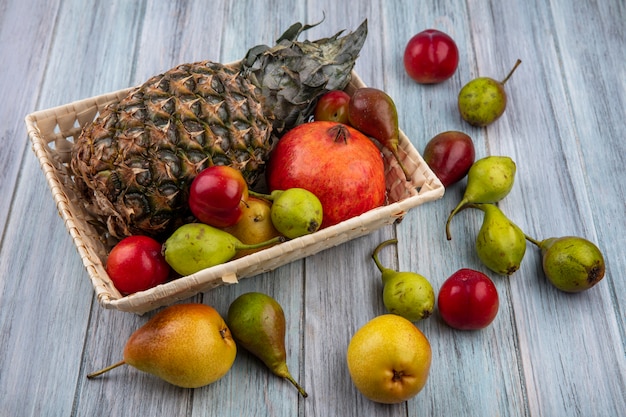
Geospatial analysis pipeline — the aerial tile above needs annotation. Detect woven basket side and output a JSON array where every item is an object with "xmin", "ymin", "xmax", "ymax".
[{"xmin": 25, "ymin": 99, "xmax": 126, "ymax": 304}]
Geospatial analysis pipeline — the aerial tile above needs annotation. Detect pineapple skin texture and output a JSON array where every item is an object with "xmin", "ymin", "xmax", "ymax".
[
  {"xmin": 71, "ymin": 61, "xmax": 274, "ymax": 240},
  {"xmin": 70, "ymin": 20, "xmax": 367, "ymax": 244}
]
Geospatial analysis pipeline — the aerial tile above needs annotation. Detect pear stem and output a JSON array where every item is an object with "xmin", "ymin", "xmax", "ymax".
[
  {"xmin": 501, "ymin": 59, "xmax": 522, "ymax": 85},
  {"xmin": 392, "ymin": 150, "xmax": 412, "ymax": 182},
  {"xmin": 524, "ymin": 234, "xmax": 542, "ymax": 247},
  {"xmin": 86, "ymin": 360, "xmax": 126, "ymax": 379},
  {"xmin": 285, "ymin": 374, "xmax": 308, "ymax": 398},
  {"xmin": 237, "ymin": 235, "xmax": 286, "ymax": 251},
  {"xmin": 445, "ymin": 199, "xmax": 471, "ymax": 240},
  {"xmin": 372, "ymin": 239, "xmax": 397, "ymax": 272},
  {"xmin": 248, "ymin": 190, "xmax": 274, "ymax": 201}
]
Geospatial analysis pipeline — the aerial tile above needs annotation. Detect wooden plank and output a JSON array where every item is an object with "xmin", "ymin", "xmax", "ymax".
[
  {"xmin": 0, "ymin": 0, "xmax": 60, "ymax": 235},
  {"xmin": 0, "ymin": 0, "xmax": 162, "ymax": 415},
  {"xmin": 463, "ymin": 0, "xmax": 626, "ymax": 416},
  {"xmin": 548, "ymin": 0, "xmax": 626, "ymax": 337},
  {"xmin": 383, "ymin": 0, "xmax": 528, "ymax": 415}
]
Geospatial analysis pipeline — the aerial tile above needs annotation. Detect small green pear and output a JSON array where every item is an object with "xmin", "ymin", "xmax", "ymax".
[
  {"xmin": 526, "ymin": 235, "xmax": 605, "ymax": 292},
  {"xmin": 458, "ymin": 59, "xmax": 521, "ymax": 126},
  {"xmin": 251, "ymin": 188, "xmax": 323, "ymax": 239},
  {"xmin": 471, "ymin": 203, "xmax": 527, "ymax": 275},
  {"xmin": 372, "ymin": 239, "xmax": 435, "ymax": 321},
  {"xmin": 87, "ymin": 303, "xmax": 237, "ymax": 388},
  {"xmin": 446, "ymin": 156, "xmax": 517, "ymax": 240},
  {"xmin": 227, "ymin": 292, "xmax": 308, "ymax": 397},
  {"xmin": 163, "ymin": 223, "xmax": 284, "ymax": 276},
  {"xmin": 270, "ymin": 189, "xmax": 323, "ymax": 239}
]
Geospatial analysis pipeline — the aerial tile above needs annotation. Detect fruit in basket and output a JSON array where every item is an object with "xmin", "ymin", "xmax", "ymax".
[
  {"xmin": 471, "ymin": 203, "xmax": 527, "ymax": 275},
  {"xmin": 163, "ymin": 223, "xmax": 284, "ymax": 276},
  {"xmin": 314, "ymin": 90, "xmax": 351, "ymax": 124},
  {"xmin": 437, "ymin": 268, "xmax": 499, "ymax": 330},
  {"xmin": 525, "ymin": 235, "xmax": 605, "ymax": 292},
  {"xmin": 267, "ymin": 121, "xmax": 386, "ymax": 228},
  {"xmin": 106, "ymin": 235, "xmax": 170, "ymax": 294},
  {"xmin": 446, "ymin": 156, "xmax": 516, "ymax": 240},
  {"xmin": 70, "ymin": 20, "xmax": 368, "ymax": 240},
  {"xmin": 346, "ymin": 314, "xmax": 431, "ymax": 403},
  {"xmin": 348, "ymin": 87, "xmax": 411, "ymax": 180},
  {"xmin": 372, "ymin": 239, "xmax": 435, "ymax": 321},
  {"xmin": 223, "ymin": 197, "xmax": 281, "ymax": 258},
  {"xmin": 403, "ymin": 29, "xmax": 459, "ymax": 84},
  {"xmin": 189, "ymin": 165, "xmax": 249, "ymax": 228},
  {"xmin": 87, "ymin": 303, "xmax": 236, "ymax": 388},
  {"xmin": 251, "ymin": 188, "xmax": 323, "ymax": 239},
  {"xmin": 227, "ymin": 292, "xmax": 308, "ymax": 397},
  {"xmin": 458, "ymin": 59, "xmax": 522, "ymax": 126},
  {"xmin": 423, "ymin": 131, "xmax": 475, "ymax": 187}
]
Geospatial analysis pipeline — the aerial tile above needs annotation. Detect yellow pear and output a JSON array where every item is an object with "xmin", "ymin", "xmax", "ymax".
[
  {"xmin": 347, "ymin": 314, "xmax": 431, "ymax": 403},
  {"xmin": 87, "ymin": 303, "xmax": 237, "ymax": 388},
  {"xmin": 224, "ymin": 196, "xmax": 282, "ymax": 258}
]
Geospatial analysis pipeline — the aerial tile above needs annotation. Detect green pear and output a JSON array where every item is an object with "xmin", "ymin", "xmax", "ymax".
[
  {"xmin": 250, "ymin": 188, "xmax": 323, "ymax": 239},
  {"xmin": 163, "ymin": 223, "xmax": 284, "ymax": 276},
  {"xmin": 227, "ymin": 292, "xmax": 308, "ymax": 397},
  {"xmin": 371, "ymin": 239, "xmax": 434, "ymax": 321},
  {"xmin": 446, "ymin": 156, "xmax": 516, "ymax": 240},
  {"xmin": 458, "ymin": 59, "xmax": 521, "ymax": 126},
  {"xmin": 87, "ymin": 303, "xmax": 237, "ymax": 388},
  {"xmin": 526, "ymin": 235, "xmax": 605, "ymax": 292},
  {"xmin": 472, "ymin": 203, "xmax": 527, "ymax": 275}
]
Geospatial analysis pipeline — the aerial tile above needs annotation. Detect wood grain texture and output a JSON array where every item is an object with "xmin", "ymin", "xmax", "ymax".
[
  {"xmin": 0, "ymin": 0, "xmax": 624, "ymax": 416},
  {"xmin": 0, "ymin": 0, "xmax": 60, "ymax": 234}
]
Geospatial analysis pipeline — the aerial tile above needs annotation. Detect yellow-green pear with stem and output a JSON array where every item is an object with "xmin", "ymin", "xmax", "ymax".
[
  {"xmin": 446, "ymin": 156, "xmax": 516, "ymax": 240},
  {"xmin": 227, "ymin": 292, "xmax": 308, "ymax": 397},
  {"xmin": 250, "ymin": 188, "xmax": 323, "ymax": 239},
  {"xmin": 458, "ymin": 59, "xmax": 522, "ymax": 126},
  {"xmin": 163, "ymin": 223, "xmax": 285, "ymax": 276},
  {"xmin": 526, "ymin": 235, "xmax": 605, "ymax": 292},
  {"xmin": 87, "ymin": 303, "xmax": 237, "ymax": 388},
  {"xmin": 372, "ymin": 239, "xmax": 434, "ymax": 321}
]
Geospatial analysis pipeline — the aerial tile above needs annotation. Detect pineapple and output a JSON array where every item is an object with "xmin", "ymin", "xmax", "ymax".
[{"xmin": 70, "ymin": 20, "xmax": 367, "ymax": 241}]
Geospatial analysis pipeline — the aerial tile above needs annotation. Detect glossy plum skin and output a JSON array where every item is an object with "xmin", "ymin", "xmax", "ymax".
[
  {"xmin": 314, "ymin": 90, "xmax": 351, "ymax": 124},
  {"xmin": 188, "ymin": 165, "xmax": 248, "ymax": 228},
  {"xmin": 403, "ymin": 29, "xmax": 459, "ymax": 84},
  {"xmin": 106, "ymin": 236, "xmax": 170, "ymax": 295},
  {"xmin": 437, "ymin": 268, "xmax": 499, "ymax": 330},
  {"xmin": 423, "ymin": 131, "xmax": 475, "ymax": 187}
]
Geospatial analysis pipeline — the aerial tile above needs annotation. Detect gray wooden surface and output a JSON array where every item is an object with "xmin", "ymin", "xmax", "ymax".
[{"xmin": 1, "ymin": 0, "xmax": 625, "ymax": 416}]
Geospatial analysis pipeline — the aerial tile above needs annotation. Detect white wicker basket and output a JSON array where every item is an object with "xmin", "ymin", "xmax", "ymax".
[{"xmin": 25, "ymin": 70, "xmax": 444, "ymax": 314}]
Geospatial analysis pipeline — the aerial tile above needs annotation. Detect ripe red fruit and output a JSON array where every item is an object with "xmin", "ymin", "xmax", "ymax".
[
  {"xmin": 437, "ymin": 268, "xmax": 499, "ymax": 330},
  {"xmin": 189, "ymin": 165, "xmax": 249, "ymax": 228},
  {"xmin": 106, "ymin": 236, "xmax": 170, "ymax": 295},
  {"xmin": 423, "ymin": 131, "xmax": 475, "ymax": 187},
  {"xmin": 404, "ymin": 29, "xmax": 459, "ymax": 84},
  {"xmin": 314, "ymin": 90, "xmax": 351, "ymax": 124},
  {"xmin": 267, "ymin": 121, "xmax": 386, "ymax": 228}
]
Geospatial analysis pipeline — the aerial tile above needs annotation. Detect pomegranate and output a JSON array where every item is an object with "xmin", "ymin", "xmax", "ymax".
[{"xmin": 267, "ymin": 121, "xmax": 386, "ymax": 228}]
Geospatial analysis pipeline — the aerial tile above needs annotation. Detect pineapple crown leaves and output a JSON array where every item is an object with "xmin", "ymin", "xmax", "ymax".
[{"xmin": 241, "ymin": 19, "xmax": 368, "ymax": 135}]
